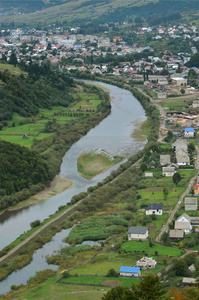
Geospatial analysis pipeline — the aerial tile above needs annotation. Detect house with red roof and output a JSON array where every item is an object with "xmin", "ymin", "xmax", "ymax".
[{"xmin": 193, "ymin": 185, "xmax": 199, "ymax": 195}]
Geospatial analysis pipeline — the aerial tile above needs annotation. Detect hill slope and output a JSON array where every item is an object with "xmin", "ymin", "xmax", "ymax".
[{"xmin": 2, "ymin": 0, "xmax": 199, "ymax": 26}]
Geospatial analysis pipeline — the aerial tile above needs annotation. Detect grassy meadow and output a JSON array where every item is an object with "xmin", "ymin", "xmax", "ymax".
[{"xmin": 0, "ymin": 91, "xmax": 102, "ymax": 148}]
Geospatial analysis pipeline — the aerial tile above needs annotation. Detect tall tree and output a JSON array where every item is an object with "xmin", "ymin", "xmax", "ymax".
[{"xmin": 172, "ymin": 172, "xmax": 182, "ymax": 186}]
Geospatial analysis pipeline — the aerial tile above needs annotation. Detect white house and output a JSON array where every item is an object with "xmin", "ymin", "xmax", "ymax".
[
  {"xmin": 175, "ymin": 213, "xmax": 192, "ymax": 234},
  {"xmin": 136, "ymin": 257, "xmax": 156, "ymax": 269},
  {"xmin": 119, "ymin": 266, "xmax": 141, "ymax": 277},
  {"xmin": 128, "ymin": 226, "xmax": 148, "ymax": 241},
  {"xmin": 172, "ymin": 77, "xmax": 187, "ymax": 86},
  {"xmin": 145, "ymin": 204, "xmax": 163, "ymax": 215},
  {"xmin": 176, "ymin": 150, "xmax": 190, "ymax": 165},
  {"xmin": 184, "ymin": 127, "xmax": 195, "ymax": 138},
  {"xmin": 162, "ymin": 166, "xmax": 176, "ymax": 177}
]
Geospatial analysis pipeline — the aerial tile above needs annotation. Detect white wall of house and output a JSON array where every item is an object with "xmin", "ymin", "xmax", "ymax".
[
  {"xmin": 128, "ymin": 230, "xmax": 148, "ymax": 240},
  {"xmin": 120, "ymin": 272, "xmax": 140, "ymax": 277},
  {"xmin": 146, "ymin": 209, "xmax": 162, "ymax": 215}
]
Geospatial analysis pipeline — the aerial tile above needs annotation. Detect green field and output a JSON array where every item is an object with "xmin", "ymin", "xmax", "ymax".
[
  {"xmin": 121, "ymin": 241, "xmax": 183, "ymax": 257},
  {"xmin": 0, "ymin": 91, "xmax": 101, "ymax": 147},
  {"xmin": 0, "ymin": 63, "xmax": 26, "ymax": 74}
]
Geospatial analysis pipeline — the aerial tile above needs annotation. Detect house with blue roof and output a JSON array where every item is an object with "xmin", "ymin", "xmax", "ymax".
[
  {"xmin": 119, "ymin": 266, "xmax": 141, "ymax": 277},
  {"xmin": 184, "ymin": 127, "xmax": 195, "ymax": 138}
]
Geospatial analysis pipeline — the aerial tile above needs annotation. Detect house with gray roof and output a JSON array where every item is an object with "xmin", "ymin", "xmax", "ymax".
[
  {"xmin": 169, "ymin": 229, "xmax": 184, "ymax": 239},
  {"xmin": 172, "ymin": 139, "xmax": 188, "ymax": 152},
  {"xmin": 176, "ymin": 149, "xmax": 190, "ymax": 165},
  {"xmin": 128, "ymin": 226, "xmax": 148, "ymax": 241},
  {"xmin": 160, "ymin": 155, "xmax": 171, "ymax": 166},
  {"xmin": 145, "ymin": 204, "xmax": 163, "ymax": 215},
  {"xmin": 175, "ymin": 213, "xmax": 192, "ymax": 234},
  {"xmin": 162, "ymin": 166, "xmax": 176, "ymax": 177},
  {"xmin": 184, "ymin": 197, "xmax": 198, "ymax": 211}
]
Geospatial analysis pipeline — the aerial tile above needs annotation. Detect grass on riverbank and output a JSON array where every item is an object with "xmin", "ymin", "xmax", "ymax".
[{"xmin": 77, "ymin": 151, "xmax": 123, "ymax": 179}]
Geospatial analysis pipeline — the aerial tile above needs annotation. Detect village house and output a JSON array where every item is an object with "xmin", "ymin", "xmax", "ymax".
[
  {"xmin": 144, "ymin": 172, "xmax": 153, "ymax": 178},
  {"xmin": 193, "ymin": 184, "xmax": 199, "ymax": 195},
  {"xmin": 172, "ymin": 139, "xmax": 188, "ymax": 152},
  {"xmin": 136, "ymin": 257, "xmax": 156, "ymax": 269},
  {"xmin": 184, "ymin": 127, "xmax": 195, "ymax": 138},
  {"xmin": 175, "ymin": 213, "xmax": 192, "ymax": 234},
  {"xmin": 119, "ymin": 266, "xmax": 141, "ymax": 277},
  {"xmin": 162, "ymin": 166, "xmax": 176, "ymax": 177},
  {"xmin": 192, "ymin": 99, "xmax": 199, "ymax": 108},
  {"xmin": 128, "ymin": 226, "xmax": 148, "ymax": 241},
  {"xmin": 169, "ymin": 229, "xmax": 184, "ymax": 240},
  {"xmin": 176, "ymin": 149, "xmax": 190, "ymax": 165},
  {"xmin": 145, "ymin": 204, "xmax": 163, "ymax": 215},
  {"xmin": 160, "ymin": 155, "xmax": 171, "ymax": 166},
  {"xmin": 172, "ymin": 77, "xmax": 187, "ymax": 86},
  {"xmin": 184, "ymin": 197, "xmax": 198, "ymax": 211}
]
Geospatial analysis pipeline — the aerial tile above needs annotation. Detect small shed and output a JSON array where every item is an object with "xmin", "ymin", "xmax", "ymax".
[
  {"xmin": 182, "ymin": 277, "xmax": 196, "ymax": 286},
  {"xmin": 184, "ymin": 197, "xmax": 198, "ymax": 211},
  {"xmin": 144, "ymin": 172, "xmax": 153, "ymax": 178},
  {"xmin": 169, "ymin": 229, "xmax": 184, "ymax": 240},
  {"xmin": 119, "ymin": 266, "xmax": 141, "ymax": 277}
]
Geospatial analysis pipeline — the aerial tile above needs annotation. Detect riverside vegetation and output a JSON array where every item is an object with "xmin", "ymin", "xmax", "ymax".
[{"xmin": 1, "ymin": 74, "xmax": 199, "ymax": 299}]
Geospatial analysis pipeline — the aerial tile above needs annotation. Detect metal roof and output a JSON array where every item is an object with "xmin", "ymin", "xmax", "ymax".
[
  {"xmin": 184, "ymin": 127, "xmax": 195, "ymax": 132},
  {"xmin": 119, "ymin": 266, "xmax": 140, "ymax": 273},
  {"xmin": 145, "ymin": 204, "xmax": 163, "ymax": 210},
  {"xmin": 128, "ymin": 226, "xmax": 148, "ymax": 234}
]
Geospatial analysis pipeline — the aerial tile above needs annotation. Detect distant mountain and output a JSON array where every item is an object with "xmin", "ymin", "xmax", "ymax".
[{"xmin": 0, "ymin": 0, "xmax": 199, "ymax": 26}]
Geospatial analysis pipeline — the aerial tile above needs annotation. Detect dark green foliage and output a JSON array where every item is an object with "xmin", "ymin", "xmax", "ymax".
[
  {"xmin": 106, "ymin": 269, "xmax": 119, "ymax": 277},
  {"xmin": 0, "ymin": 66, "xmax": 74, "ymax": 122},
  {"xmin": 30, "ymin": 219, "xmax": 41, "ymax": 228},
  {"xmin": 172, "ymin": 172, "xmax": 182, "ymax": 186},
  {"xmin": 0, "ymin": 140, "xmax": 49, "ymax": 204},
  {"xmin": 102, "ymin": 274, "xmax": 166, "ymax": 300},
  {"xmin": 65, "ymin": 216, "xmax": 128, "ymax": 244}
]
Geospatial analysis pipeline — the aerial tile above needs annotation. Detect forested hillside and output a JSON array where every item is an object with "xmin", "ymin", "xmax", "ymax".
[
  {"xmin": 1, "ymin": 0, "xmax": 199, "ymax": 27},
  {"xmin": 0, "ymin": 63, "xmax": 74, "ymax": 123},
  {"xmin": 0, "ymin": 141, "xmax": 49, "ymax": 204}
]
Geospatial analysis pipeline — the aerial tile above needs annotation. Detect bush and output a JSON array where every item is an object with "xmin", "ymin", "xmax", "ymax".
[
  {"xmin": 106, "ymin": 269, "xmax": 119, "ymax": 277},
  {"xmin": 30, "ymin": 219, "xmax": 41, "ymax": 228}
]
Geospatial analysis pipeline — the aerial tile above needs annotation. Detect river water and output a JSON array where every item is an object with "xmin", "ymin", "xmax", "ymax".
[{"xmin": 0, "ymin": 81, "xmax": 147, "ymax": 295}]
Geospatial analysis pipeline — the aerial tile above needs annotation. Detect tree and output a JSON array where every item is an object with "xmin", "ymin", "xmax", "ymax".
[
  {"xmin": 102, "ymin": 286, "xmax": 132, "ymax": 300},
  {"xmin": 163, "ymin": 187, "xmax": 169, "ymax": 200},
  {"xmin": 131, "ymin": 274, "xmax": 166, "ymax": 300},
  {"xmin": 9, "ymin": 52, "xmax": 18, "ymax": 67},
  {"xmin": 173, "ymin": 172, "xmax": 181, "ymax": 186},
  {"xmin": 180, "ymin": 88, "xmax": 185, "ymax": 94}
]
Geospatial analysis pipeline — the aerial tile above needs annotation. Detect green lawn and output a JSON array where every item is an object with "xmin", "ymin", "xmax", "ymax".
[
  {"xmin": 62, "ymin": 275, "xmax": 140, "ymax": 287},
  {"xmin": 121, "ymin": 241, "xmax": 183, "ymax": 257}
]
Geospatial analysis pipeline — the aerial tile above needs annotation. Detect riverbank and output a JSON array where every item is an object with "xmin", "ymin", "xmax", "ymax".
[{"xmin": 7, "ymin": 176, "xmax": 74, "ymax": 211}]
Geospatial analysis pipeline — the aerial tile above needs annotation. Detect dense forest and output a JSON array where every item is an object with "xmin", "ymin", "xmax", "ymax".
[
  {"xmin": 0, "ymin": 141, "xmax": 49, "ymax": 208},
  {"xmin": 93, "ymin": 0, "xmax": 199, "ymax": 24},
  {"xmin": 0, "ymin": 63, "xmax": 74, "ymax": 123}
]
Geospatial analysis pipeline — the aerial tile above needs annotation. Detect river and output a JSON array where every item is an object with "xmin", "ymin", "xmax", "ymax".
[{"xmin": 0, "ymin": 81, "xmax": 147, "ymax": 294}]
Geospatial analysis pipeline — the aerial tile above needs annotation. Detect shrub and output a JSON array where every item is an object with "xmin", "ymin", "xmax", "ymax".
[
  {"xmin": 30, "ymin": 219, "xmax": 41, "ymax": 228},
  {"xmin": 106, "ymin": 269, "xmax": 119, "ymax": 277}
]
